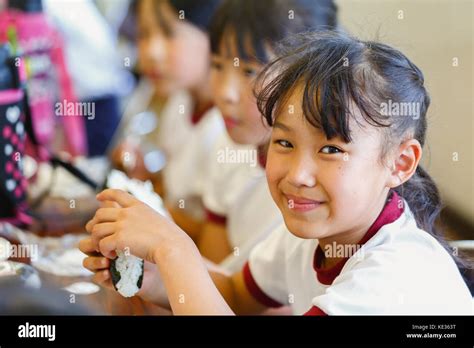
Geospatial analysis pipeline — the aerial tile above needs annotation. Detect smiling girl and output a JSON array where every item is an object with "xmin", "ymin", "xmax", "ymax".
[{"xmin": 82, "ymin": 31, "xmax": 471, "ymax": 315}]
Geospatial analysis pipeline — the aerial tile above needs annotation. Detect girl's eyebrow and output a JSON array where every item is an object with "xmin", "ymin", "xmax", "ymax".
[{"xmin": 273, "ymin": 121, "xmax": 292, "ymax": 132}]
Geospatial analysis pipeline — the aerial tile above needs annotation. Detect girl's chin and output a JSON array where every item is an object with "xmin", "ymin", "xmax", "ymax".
[
  {"xmin": 227, "ymin": 129, "xmax": 252, "ymax": 145},
  {"xmin": 283, "ymin": 217, "xmax": 327, "ymax": 240}
]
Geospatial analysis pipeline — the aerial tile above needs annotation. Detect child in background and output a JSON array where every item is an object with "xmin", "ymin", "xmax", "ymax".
[
  {"xmin": 198, "ymin": 0, "xmax": 338, "ymax": 269},
  {"xmin": 114, "ymin": 0, "xmax": 224, "ymax": 238},
  {"xmin": 83, "ymin": 31, "xmax": 472, "ymax": 315}
]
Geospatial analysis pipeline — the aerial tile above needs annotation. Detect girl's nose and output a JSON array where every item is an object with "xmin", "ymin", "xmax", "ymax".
[
  {"xmin": 286, "ymin": 154, "xmax": 317, "ymax": 188},
  {"xmin": 146, "ymin": 36, "xmax": 167, "ymax": 64},
  {"xmin": 218, "ymin": 72, "xmax": 240, "ymax": 106}
]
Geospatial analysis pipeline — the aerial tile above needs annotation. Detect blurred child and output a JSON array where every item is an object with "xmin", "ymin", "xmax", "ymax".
[
  {"xmin": 114, "ymin": 0, "xmax": 224, "ymax": 237},
  {"xmin": 83, "ymin": 31, "xmax": 472, "ymax": 315}
]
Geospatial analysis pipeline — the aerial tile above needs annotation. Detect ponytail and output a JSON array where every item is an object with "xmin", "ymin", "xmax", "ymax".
[
  {"xmin": 395, "ymin": 166, "xmax": 473, "ymax": 294},
  {"xmin": 395, "ymin": 166, "xmax": 442, "ymax": 236}
]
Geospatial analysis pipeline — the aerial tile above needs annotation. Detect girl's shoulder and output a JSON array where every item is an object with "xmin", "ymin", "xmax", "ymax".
[
  {"xmin": 335, "ymin": 204, "xmax": 472, "ymax": 314},
  {"xmin": 360, "ymin": 201, "xmax": 453, "ymax": 261}
]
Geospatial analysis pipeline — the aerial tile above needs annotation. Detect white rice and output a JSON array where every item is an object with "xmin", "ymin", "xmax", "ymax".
[{"xmin": 113, "ymin": 250, "xmax": 143, "ymax": 298}]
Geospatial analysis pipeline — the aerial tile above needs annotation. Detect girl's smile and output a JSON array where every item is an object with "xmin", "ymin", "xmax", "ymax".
[
  {"xmin": 284, "ymin": 194, "xmax": 325, "ymax": 213},
  {"xmin": 222, "ymin": 115, "xmax": 241, "ymax": 129}
]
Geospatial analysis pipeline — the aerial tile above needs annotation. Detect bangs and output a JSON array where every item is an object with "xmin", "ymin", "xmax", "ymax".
[
  {"xmin": 151, "ymin": 1, "xmax": 174, "ymax": 36},
  {"xmin": 210, "ymin": 4, "xmax": 273, "ymax": 62},
  {"xmin": 152, "ymin": 0, "xmax": 221, "ymax": 36},
  {"xmin": 210, "ymin": 0, "xmax": 297, "ymax": 63},
  {"xmin": 256, "ymin": 31, "xmax": 393, "ymax": 143},
  {"xmin": 212, "ymin": 26, "xmax": 268, "ymax": 63}
]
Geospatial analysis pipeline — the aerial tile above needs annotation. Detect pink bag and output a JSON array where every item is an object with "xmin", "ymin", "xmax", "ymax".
[
  {"xmin": 0, "ymin": 43, "xmax": 97, "ymax": 227},
  {"xmin": 0, "ymin": 0, "xmax": 87, "ymax": 159},
  {"xmin": 0, "ymin": 44, "xmax": 31, "ymax": 225}
]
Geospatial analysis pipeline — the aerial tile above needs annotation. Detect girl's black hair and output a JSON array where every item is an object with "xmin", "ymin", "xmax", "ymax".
[
  {"xmin": 132, "ymin": 0, "xmax": 222, "ymax": 34},
  {"xmin": 210, "ymin": 0, "xmax": 338, "ymax": 63},
  {"xmin": 256, "ymin": 31, "xmax": 473, "ymax": 292}
]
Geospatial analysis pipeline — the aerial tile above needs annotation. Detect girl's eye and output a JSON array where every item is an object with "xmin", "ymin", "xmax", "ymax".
[
  {"xmin": 211, "ymin": 61, "xmax": 223, "ymax": 70},
  {"xmin": 242, "ymin": 67, "xmax": 257, "ymax": 77},
  {"xmin": 137, "ymin": 28, "xmax": 149, "ymax": 39},
  {"xmin": 320, "ymin": 145, "xmax": 343, "ymax": 154},
  {"xmin": 274, "ymin": 139, "xmax": 293, "ymax": 148}
]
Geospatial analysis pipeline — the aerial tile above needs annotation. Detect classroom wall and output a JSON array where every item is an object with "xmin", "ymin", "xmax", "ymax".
[{"xmin": 337, "ymin": 0, "xmax": 473, "ymax": 225}]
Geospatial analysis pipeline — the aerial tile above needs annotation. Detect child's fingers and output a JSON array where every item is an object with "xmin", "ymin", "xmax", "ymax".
[
  {"xmin": 92, "ymin": 270, "xmax": 114, "ymax": 290},
  {"xmin": 85, "ymin": 219, "xmax": 94, "ymax": 233},
  {"xmin": 83, "ymin": 256, "xmax": 110, "ymax": 272},
  {"xmin": 98, "ymin": 235, "xmax": 118, "ymax": 259},
  {"xmin": 91, "ymin": 222, "xmax": 116, "ymax": 250},
  {"xmin": 102, "ymin": 200, "xmax": 121, "ymax": 209},
  {"xmin": 96, "ymin": 189, "xmax": 138, "ymax": 208},
  {"xmin": 85, "ymin": 208, "xmax": 120, "ymax": 234},
  {"xmin": 93, "ymin": 208, "xmax": 121, "ymax": 224},
  {"xmin": 78, "ymin": 237, "xmax": 100, "ymax": 255}
]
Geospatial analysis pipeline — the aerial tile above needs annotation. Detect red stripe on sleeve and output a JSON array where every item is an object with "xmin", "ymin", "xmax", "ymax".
[
  {"xmin": 243, "ymin": 262, "xmax": 282, "ymax": 308},
  {"xmin": 205, "ymin": 208, "xmax": 227, "ymax": 225},
  {"xmin": 304, "ymin": 306, "xmax": 327, "ymax": 316}
]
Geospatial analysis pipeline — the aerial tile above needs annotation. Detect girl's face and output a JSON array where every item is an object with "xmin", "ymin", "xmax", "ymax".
[
  {"xmin": 266, "ymin": 84, "xmax": 394, "ymax": 243},
  {"xmin": 137, "ymin": 0, "xmax": 211, "ymax": 97},
  {"xmin": 210, "ymin": 33, "xmax": 270, "ymax": 145}
]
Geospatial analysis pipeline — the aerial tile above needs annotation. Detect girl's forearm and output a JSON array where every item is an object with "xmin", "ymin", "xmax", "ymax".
[{"xmin": 153, "ymin": 234, "xmax": 235, "ymax": 315}]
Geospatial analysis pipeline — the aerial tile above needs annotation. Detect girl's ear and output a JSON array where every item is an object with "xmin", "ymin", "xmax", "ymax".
[{"xmin": 387, "ymin": 139, "xmax": 423, "ymax": 188}]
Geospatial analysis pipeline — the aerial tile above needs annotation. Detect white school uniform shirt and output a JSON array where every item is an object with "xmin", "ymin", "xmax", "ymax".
[
  {"xmin": 116, "ymin": 85, "xmax": 193, "ymax": 161},
  {"xmin": 244, "ymin": 193, "xmax": 472, "ymax": 315},
  {"xmin": 202, "ymin": 132, "xmax": 260, "ymax": 218},
  {"xmin": 162, "ymin": 105, "xmax": 225, "ymax": 209},
  {"xmin": 218, "ymin": 156, "xmax": 283, "ymax": 274},
  {"xmin": 154, "ymin": 90, "xmax": 196, "ymax": 161},
  {"xmin": 201, "ymin": 132, "xmax": 282, "ymax": 273}
]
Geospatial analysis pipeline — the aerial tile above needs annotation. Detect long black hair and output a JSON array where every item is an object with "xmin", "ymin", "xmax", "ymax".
[
  {"xmin": 210, "ymin": 0, "xmax": 338, "ymax": 63},
  {"xmin": 255, "ymin": 31, "xmax": 472, "ymax": 292}
]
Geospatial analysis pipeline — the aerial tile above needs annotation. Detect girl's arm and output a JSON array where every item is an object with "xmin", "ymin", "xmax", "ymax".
[
  {"xmin": 197, "ymin": 221, "xmax": 232, "ymax": 263},
  {"xmin": 81, "ymin": 233, "xmax": 265, "ymax": 314},
  {"xmin": 152, "ymin": 232, "xmax": 233, "ymax": 315},
  {"xmin": 138, "ymin": 255, "xmax": 266, "ymax": 315}
]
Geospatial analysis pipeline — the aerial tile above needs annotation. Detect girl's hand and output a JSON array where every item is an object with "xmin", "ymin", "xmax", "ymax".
[
  {"xmin": 110, "ymin": 141, "xmax": 150, "ymax": 181},
  {"xmin": 79, "ymin": 234, "xmax": 169, "ymax": 306},
  {"xmin": 86, "ymin": 190, "xmax": 233, "ymax": 314},
  {"xmin": 79, "ymin": 236, "xmax": 114, "ymax": 291},
  {"xmin": 85, "ymin": 189, "xmax": 189, "ymax": 265}
]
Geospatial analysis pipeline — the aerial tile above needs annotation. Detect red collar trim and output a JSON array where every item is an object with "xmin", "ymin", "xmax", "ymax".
[
  {"xmin": 191, "ymin": 103, "xmax": 213, "ymax": 125},
  {"xmin": 313, "ymin": 191, "xmax": 404, "ymax": 285},
  {"xmin": 257, "ymin": 144, "xmax": 267, "ymax": 169}
]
